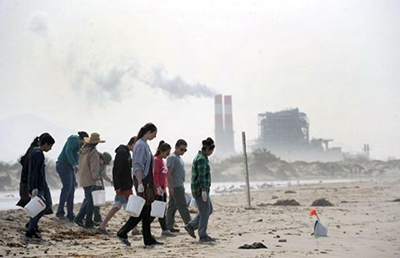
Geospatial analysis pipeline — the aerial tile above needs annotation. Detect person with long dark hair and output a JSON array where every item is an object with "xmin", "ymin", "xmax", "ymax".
[
  {"xmin": 152, "ymin": 140, "xmax": 175, "ymax": 237},
  {"xmin": 74, "ymin": 132, "xmax": 105, "ymax": 229},
  {"xmin": 184, "ymin": 137, "xmax": 216, "ymax": 243},
  {"xmin": 56, "ymin": 131, "xmax": 88, "ymax": 222},
  {"xmin": 117, "ymin": 123, "xmax": 163, "ymax": 246},
  {"xmin": 26, "ymin": 133, "xmax": 55, "ymax": 239},
  {"xmin": 96, "ymin": 137, "xmax": 136, "ymax": 235},
  {"xmin": 17, "ymin": 134, "xmax": 48, "ymax": 208}
]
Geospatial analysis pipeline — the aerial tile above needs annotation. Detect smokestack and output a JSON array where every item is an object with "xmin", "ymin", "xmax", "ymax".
[
  {"xmin": 224, "ymin": 95, "xmax": 234, "ymax": 153},
  {"xmin": 215, "ymin": 95, "xmax": 224, "ymax": 133},
  {"xmin": 215, "ymin": 95, "xmax": 224, "ymax": 153}
]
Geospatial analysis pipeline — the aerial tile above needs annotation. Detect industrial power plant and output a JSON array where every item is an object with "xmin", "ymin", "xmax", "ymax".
[{"xmin": 214, "ymin": 95, "xmax": 344, "ymax": 162}]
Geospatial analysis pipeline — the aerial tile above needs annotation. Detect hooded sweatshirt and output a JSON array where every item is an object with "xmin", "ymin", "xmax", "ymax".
[
  {"xmin": 113, "ymin": 145, "xmax": 133, "ymax": 191},
  {"xmin": 78, "ymin": 146, "xmax": 100, "ymax": 187}
]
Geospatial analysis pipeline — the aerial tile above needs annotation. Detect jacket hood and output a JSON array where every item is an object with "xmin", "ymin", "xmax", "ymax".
[{"xmin": 115, "ymin": 144, "xmax": 129, "ymax": 153}]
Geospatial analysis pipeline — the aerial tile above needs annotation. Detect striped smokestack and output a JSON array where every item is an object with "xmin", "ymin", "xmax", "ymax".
[
  {"xmin": 224, "ymin": 95, "xmax": 234, "ymax": 153},
  {"xmin": 215, "ymin": 94, "xmax": 224, "ymax": 132}
]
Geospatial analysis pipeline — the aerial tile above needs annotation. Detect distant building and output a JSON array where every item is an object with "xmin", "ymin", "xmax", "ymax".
[{"xmin": 256, "ymin": 108, "xmax": 342, "ymax": 162}]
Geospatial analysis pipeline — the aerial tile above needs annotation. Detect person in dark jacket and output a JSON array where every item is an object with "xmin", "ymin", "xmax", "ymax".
[
  {"xmin": 96, "ymin": 137, "xmax": 135, "ymax": 235},
  {"xmin": 26, "ymin": 133, "xmax": 55, "ymax": 239},
  {"xmin": 17, "ymin": 134, "xmax": 47, "ymax": 208}
]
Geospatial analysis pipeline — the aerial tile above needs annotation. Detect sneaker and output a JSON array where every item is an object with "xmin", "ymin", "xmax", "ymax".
[
  {"xmin": 93, "ymin": 221, "xmax": 101, "ymax": 227},
  {"xmin": 74, "ymin": 219, "xmax": 85, "ymax": 228},
  {"xmin": 184, "ymin": 224, "xmax": 196, "ymax": 239},
  {"xmin": 161, "ymin": 230, "xmax": 176, "ymax": 237},
  {"xmin": 26, "ymin": 230, "xmax": 41, "ymax": 239},
  {"xmin": 168, "ymin": 228, "xmax": 180, "ymax": 233},
  {"xmin": 25, "ymin": 223, "xmax": 41, "ymax": 233},
  {"xmin": 96, "ymin": 227, "xmax": 109, "ymax": 235},
  {"xmin": 117, "ymin": 236, "xmax": 131, "ymax": 246},
  {"xmin": 199, "ymin": 235, "xmax": 216, "ymax": 243},
  {"xmin": 145, "ymin": 240, "xmax": 164, "ymax": 246}
]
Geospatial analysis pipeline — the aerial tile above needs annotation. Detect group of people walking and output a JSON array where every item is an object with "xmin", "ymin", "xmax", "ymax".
[{"xmin": 18, "ymin": 122, "xmax": 216, "ymax": 246}]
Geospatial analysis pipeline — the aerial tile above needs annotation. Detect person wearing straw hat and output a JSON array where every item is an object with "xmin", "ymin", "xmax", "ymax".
[{"xmin": 74, "ymin": 132, "xmax": 105, "ymax": 229}]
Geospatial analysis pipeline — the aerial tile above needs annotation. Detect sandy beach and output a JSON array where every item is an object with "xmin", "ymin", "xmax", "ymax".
[{"xmin": 1, "ymin": 180, "xmax": 399, "ymax": 258}]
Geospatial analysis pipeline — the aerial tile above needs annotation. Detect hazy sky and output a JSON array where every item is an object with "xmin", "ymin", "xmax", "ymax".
[{"xmin": 0, "ymin": 0, "xmax": 399, "ymax": 162}]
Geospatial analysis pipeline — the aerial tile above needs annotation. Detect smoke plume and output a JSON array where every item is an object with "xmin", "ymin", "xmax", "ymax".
[{"xmin": 147, "ymin": 67, "xmax": 217, "ymax": 99}]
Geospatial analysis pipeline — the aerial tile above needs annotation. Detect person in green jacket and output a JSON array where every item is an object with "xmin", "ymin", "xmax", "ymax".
[
  {"xmin": 56, "ymin": 131, "xmax": 88, "ymax": 222},
  {"xmin": 185, "ymin": 137, "xmax": 216, "ymax": 243}
]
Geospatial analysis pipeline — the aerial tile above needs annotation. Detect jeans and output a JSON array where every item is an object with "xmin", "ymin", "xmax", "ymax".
[
  {"xmin": 150, "ymin": 193, "xmax": 167, "ymax": 231},
  {"xmin": 166, "ymin": 186, "xmax": 191, "ymax": 229},
  {"xmin": 27, "ymin": 186, "xmax": 52, "ymax": 233},
  {"xmin": 56, "ymin": 162, "xmax": 76, "ymax": 220},
  {"xmin": 188, "ymin": 195, "xmax": 213, "ymax": 238},
  {"xmin": 75, "ymin": 185, "xmax": 96, "ymax": 228},
  {"xmin": 117, "ymin": 205, "xmax": 156, "ymax": 245}
]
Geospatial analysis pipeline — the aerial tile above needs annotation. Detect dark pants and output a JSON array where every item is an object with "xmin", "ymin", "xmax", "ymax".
[
  {"xmin": 75, "ymin": 185, "xmax": 96, "ymax": 228},
  {"xmin": 166, "ymin": 186, "xmax": 191, "ymax": 229},
  {"xmin": 117, "ymin": 205, "xmax": 156, "ymax": 245},
  {"xmin": 56, "ymin": 162, "xmax": 76, "ymax": 220},
  {"xmin": 150, "ymin": 193, "xmax": 167, "ymax": 231},
  {"xmin": 27, "ymin": 186, "xmax": 52, "ymax": 233}
]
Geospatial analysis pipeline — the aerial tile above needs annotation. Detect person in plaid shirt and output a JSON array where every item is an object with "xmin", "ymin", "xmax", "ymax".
[{"xmin": 185, "ymin": 137, "xmax": 216, "ymax": 243}]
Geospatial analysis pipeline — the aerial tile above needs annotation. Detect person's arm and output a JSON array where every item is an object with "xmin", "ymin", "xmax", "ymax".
[
  {"xmin": 166, "ymin": 157, "xmax": 175, "ymax": 196},
  {"xmin": 100, "ymin": 166, "xmax": 113, "ymax": 183},
  {"xmin": 197, "ymin": 158, "xmax": 208, "ymax": 191},
  {"xmin": 113, "ymin": 152, "xmax": 123, "ymax": 191},
  {"xmin": 153, "ymin": 158, "xmax": 161, "ymax": 189},
  {"xmin": 65, "ymin": 138, "xmax": 79, "ymax": 167},
  {"xmin": 90, "ymin": 150, "xmax": 101, "ymax": 182},
  {"xmin": 133, "ymin": 144, "xmax": 146, "ymax": 192},
  {"xmin": 28, "ymin": 151, "xmax": 42, "ymax": 193}
]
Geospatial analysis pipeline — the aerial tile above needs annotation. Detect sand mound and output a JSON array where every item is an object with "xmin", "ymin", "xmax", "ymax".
[
  {"xmin": 311, "ymin": 198, "xmax": 334, "ymax": 206},
  {"xmin": 273, "ymin": 199, "xmax": 300, "ymax": 206}
]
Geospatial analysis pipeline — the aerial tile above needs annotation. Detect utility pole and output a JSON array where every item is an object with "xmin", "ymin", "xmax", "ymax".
[{"xmin": 242, "ymin": 132, "xmax": 251, "ymax": 207}]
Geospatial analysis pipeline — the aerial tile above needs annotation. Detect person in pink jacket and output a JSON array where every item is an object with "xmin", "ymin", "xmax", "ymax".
[{"xmin": 152, "ymin": 141, "xmax": 175, "ymax": 237}]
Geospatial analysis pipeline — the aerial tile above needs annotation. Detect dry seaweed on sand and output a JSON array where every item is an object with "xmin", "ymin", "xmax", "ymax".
[
  {"xmin": 311, "ymin": 198, "xmax": 334, "ymax": 206},
  {"xmin": 273, "ymin": 199, "xmax": 300, "ymax": 206}
]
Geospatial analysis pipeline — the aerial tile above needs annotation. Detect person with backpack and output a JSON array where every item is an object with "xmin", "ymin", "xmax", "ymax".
[
  {"xmin": 74, "ymin": 132, "xmax": 105, "ymax": 229},
  {"xmin": 96, "ymin": 137, "xmax": 135, "ymax": 235},
  {"xmin": 26, "ymin": 133, "xmax": 56, "ymax": 239},
  {"xmin": 117, "ymin": 123, "xmax": 163, "ymax": 246},
  {"xmin": 184, "ymin": 137, "xmax": 216, "ymax": 243},
  {"xmin": 56, "ymin": 131, "xmax": 89, "ymax": 222}
]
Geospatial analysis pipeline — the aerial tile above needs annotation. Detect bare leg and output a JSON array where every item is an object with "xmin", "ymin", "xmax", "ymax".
[{"xmin": 99, "ymin": 206, "xmax": 120, "ymax": 229}]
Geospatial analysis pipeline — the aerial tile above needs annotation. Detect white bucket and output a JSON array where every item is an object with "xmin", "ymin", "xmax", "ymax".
[
  {"xmin": 314, "ymin": 220, "xmax": 328, "ymax": 237},
  {"xmin": 151, "ymin": 200, "xmax": 166, "ymax": 218},
  {"xmin": 92, "ymin": 190, "xmax": 106, "ymax": 206},
  {"xmin": 125, "ymin": 195, "xmax": 145, "ymax": 217},
  {"xmin": 25, "ymin": 196, "xmax": 46, "ymax": 218}
]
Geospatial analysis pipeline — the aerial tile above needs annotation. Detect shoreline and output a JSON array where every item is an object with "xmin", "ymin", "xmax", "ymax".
[{"xmin": 1, "ymin": 179, "xmax": 399, "ymax": 257}]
